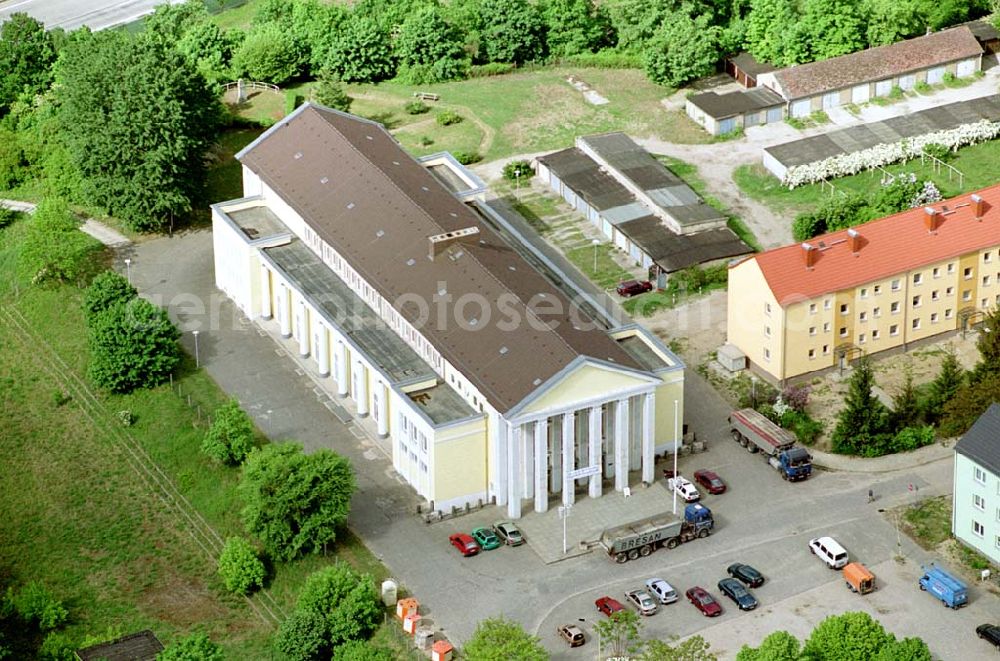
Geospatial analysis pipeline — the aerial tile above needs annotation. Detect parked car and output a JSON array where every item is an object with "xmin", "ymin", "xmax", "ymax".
[
  {"xmin": 976, "ymin": 624, "xmax": 1000, "ymax": 649},
  {"xmin": 645, "ymin": 578, "xmax": 679, "ymax": 604},
  {"xmin": 727, "ymin": 563, "xmax": 765, "ymax": 588},
  {"xmin": 685, "ymin": 586, "xmax": 722, "ymax": 617},
  {"xmin": 808, "ymin": 536, "xmax": 848, "ymax": 569},
  {"xmin": 625, "ymin": 589, "xmax": 659, "ymax": 616},
  {"xmin": 693, "ymin": 469, "xmax": 726, "ymax": 494},
  {"xmin": 449, "ymin": 533, "xmax": 480, "ymax": 557},
  {"xmin": 667, "ymin": 476, "xmax": 701, "ymax": 502},
  {"xmin": 471, "ymin": 527, "xmax": 501, "ymax": 550},
  {"xmin": 718, "ymin": 577, "xmax": 759, "ymax": 611},
  {"xmin": 616, "ymin": 280, "xmax": 653, "ymax": 297},
  {"xmin": 595, "ymin": 596, "xmax": 625, "ymax": 617},
  {"xmin": 557, "ymin": 624, "xmax": 586, "ymax": 647},
  {"xmin": 493, "ymin": 521, "xmax": 525, "ymax": 546}
]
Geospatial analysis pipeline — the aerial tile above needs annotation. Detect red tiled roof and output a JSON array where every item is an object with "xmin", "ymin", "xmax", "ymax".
[
  {"xmin": 751, "ymin": 185, "xmax": 1000, "ymax": 306},
  {"xmin": 771, "ymin": 27, "xmax": 983, "ymax": 100}
]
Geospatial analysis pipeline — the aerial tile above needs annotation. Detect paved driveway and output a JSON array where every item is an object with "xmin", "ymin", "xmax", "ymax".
[{"xmin": 129, "ymin": 230, "xmax": 994, "ymax": 657}]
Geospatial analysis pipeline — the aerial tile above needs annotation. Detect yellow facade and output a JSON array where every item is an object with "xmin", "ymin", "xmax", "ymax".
[
  {"xmin": 431, "ymin": 417, "xmax": 489, "ymax": 505},
  {"xmin": 520, "ymin": 363, "xmax": 656, "ymax": 416},
  {"xmin": 653, "ymin": 379, "xmax": 684, "ymax": 446},
  {"xmin": 730, "ymin": 247, "xmax": 1000, "ymax": 382}
]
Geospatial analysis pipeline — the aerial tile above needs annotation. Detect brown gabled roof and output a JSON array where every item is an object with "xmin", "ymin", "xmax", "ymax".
[
  {"xmin": 238, "ymin": 104, "xmax": 644, "ymax": 413},
  {"xmin": 771, "ymin": 27, "xmax": 983, "ymax": 100},
  {"xmin": 750, "ymin": 185, "xmax": 1000, "ymax": 307},
  {"xmin": 76, "ymin": 630, "xmax": 163, "ymax": 661}
]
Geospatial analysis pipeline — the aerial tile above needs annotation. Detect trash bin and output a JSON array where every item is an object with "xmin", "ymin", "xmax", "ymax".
[
  {"xmin": 395, "ymin": 597, "xmax": 418, "ymax": 620},
  {"xmin": 432, "ymin": 640, "xmax": 454, "ymax": 661},
  {"xmin": 381, "ymin": 579, "xmax": 398, "ymax": 607},
  {"xmin": 403, "ymin": 613, "xmax": 421, "ymax": 635},
  {"xmin": 415, "ymin": 627, "xmax": 434, "ymax": 650}
]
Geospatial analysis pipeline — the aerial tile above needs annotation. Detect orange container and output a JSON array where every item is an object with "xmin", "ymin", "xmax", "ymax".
[
  {"xmin": 432, "ymin": 640, "xmax": 454, "ymax": 661},
  {"xmin": 843, "ymin": 562, "xmax": 876, "ymax": 594},
  {"xmin": 395, "ymin": 597, "xmax": 419, "ymax": 620},
  {"xmin": 403, "ymin": 613, "xmax": 422, "ymax": 634}
]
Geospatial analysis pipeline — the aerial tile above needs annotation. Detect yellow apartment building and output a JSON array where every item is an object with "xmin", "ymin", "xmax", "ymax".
[{"xmin": 728, "ymin": 186, "xmax": 1000, "ymax": 383}]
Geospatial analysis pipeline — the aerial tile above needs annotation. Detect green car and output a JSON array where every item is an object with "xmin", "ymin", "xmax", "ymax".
[{"xmin": 472, "ymin": 527, "xmax": 501, "ymax": 550}]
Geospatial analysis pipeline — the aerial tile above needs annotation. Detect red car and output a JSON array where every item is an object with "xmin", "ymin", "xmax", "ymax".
[
  {"xmin": 686, "ymin": 586, "xmax": 723, "ymax": 617},
  {"xmin": 449, "ymin": 533, "xmax": 480, "ymax": 557},
  {"xmin": 616, "ymin": 280, "xmax": 653, "ymax": 297},
  {"xmin": 693, "ymin": 469, "xmax": 727, "ymax": 495},
  {"xmin": 595, "ymin": 596, "xmax": 625, "ymax": 617}
]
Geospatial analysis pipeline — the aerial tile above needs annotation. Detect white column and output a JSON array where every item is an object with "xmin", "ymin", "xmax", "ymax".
[
  {"xmin": 533, "ymin": 420, "xmax": 548, "ymax": 513},
  {"xmin": 375, "ymin": 382, "xmax": 388, "ymax": 437},
  {"xmin": 494, "ymin": 417, "xmax": 508, "ymax": 506},
  {"xmin": 507, "ymin": 424, "xmax": 522, "ymax": 519},
  {"xmin": 562, "ymin": 411, "xmax": 575, "ymax": 506},
  {"xmin": 259, "ymin": 266, "xmax": 272, "ymax": 319},
  {"xmin": 576, "ymin": 412, "xmax": 588, "ymax": 487},
  {"xmin": 615, "ymin": 398, "xmax": 629, "ymax": 492},
  {"xmin": 354, "ymin": 362, "xmax": 369, "ymax": 416},
  {"xmin": 630, "ymin": 396, "xmax": 642, "ymax": 472},
  {"xmin": 588, "ymin": 406, "xmax": 602, "ymax": 499},
  {"xmin": 296, "ymin": 302, "xmax": 310, "ymax": 357},
  {"xmin": 278, "ymin": 283, "xmax": 291, "ymax": 338},
  {"xmin": 642, "ymin": 393, "xmax": 655, "ymax": 484},
  {"xmin": 523, "ymin": 424, "xmax": 534, "ymax": 500},
  {"xmin": 550, "ymin": 418, "xmax": 562, "ymax": 494},
  {"xmin": 335, "ymin": 341, "xmax": 348, "ymax": 397},
  {"xmin": 315, "ymin": 321, "xmax": 330, "ymax": 377}
]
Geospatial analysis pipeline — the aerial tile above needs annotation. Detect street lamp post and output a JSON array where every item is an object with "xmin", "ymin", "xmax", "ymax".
[
  {"xmin": 558, "ymin": 504, "xmax": 572, "ymax": 555},
  {"xmin": 514, "ymin": 168, "xmax": 521, "ymax": 200},
  {"xmin": 124, "ymin": 258, "xmax": 132, "ymax": 284},
  {"xmin": 592, "ymin": 239, "xmax": 600, "ymax": 274},
  {"xmin": 193, "ymin": 330, "xmax": 200, "ymax": 368},
  {"xmin": 672, "ymin": 399, "xmax": 679, "ymax": 515}
]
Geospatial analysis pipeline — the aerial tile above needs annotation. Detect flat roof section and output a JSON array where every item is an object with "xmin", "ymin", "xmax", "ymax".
[
  {"xmin": 617, "ymin": 335, "xmax": 669, "ymax": 371},
  {"xmin": 728, "ymin": 52, "xmax": 778, "ymax": 78},
  {"xmin": 426, "ymin": 163, "xmax": 470, "ymax": 194},
  {"xmin": 224, "ymin": 203, "xmax": 288, "ymax": 241},
  {"xmin": 688, "ymin": 87, "xmax": 785, "ymax": 120},
  {"xmin": 765, "ymin": 93, "xmax": 1000, "ymax": 170},
  {"xmin": 537, "ymin": 147, "xmax": 634, "ymax": 212},
  {"xmin": 616, "ymin": 218, "xmax": 751, "ymax": 273},
  {"xmin": 407, "ymin": 384, "xmax": 478, "ymax": 425}
]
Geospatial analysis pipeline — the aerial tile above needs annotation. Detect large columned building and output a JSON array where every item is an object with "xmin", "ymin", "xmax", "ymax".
[{"xmin": 212, "ymin": 103, "xmax": 684, "ymax": 518}]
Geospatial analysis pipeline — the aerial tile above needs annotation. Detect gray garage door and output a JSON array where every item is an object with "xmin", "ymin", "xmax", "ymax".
[{"xmin": 718, "ymin": 117, "xmax": 737, "ymax": 135}]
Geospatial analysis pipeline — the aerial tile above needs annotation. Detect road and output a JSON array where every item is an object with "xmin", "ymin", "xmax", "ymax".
[{"xmin": 0, "ymin": 0, "xmax": 178, "ymax": 31}]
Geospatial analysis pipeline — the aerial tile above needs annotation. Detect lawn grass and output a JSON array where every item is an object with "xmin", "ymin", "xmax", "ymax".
[
  {"xmin": 565, "ymin": 242, "xmax": 634, "ymax": 290},
  {"xmin": 0, "ymin": 215, "xmax": 412, "ymax": 657},
  {"xmin": 901, "ymin": 495, "xmax": 952, "ymax": 550},
  {"xmin": 734, "ymin": 137, "xmax": 1000, "ymax": 218}
]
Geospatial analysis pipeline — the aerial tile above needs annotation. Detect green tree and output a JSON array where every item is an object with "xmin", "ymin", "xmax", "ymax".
[
  {"xmin": 11, "ymin": 582, "xmax": 67, "ymax": 631},
  {"xmin": 86, "ymin": 298, "xmax": 181, "ymax": 393},
  {"xmin": 802, "ymin": 0, "xmax": 865, "ymax": 60},
  {"xmin": 312, "ymin": 69, "xmax": 353, "ymax": 112},
  {"xmin": 873, "ymin": 637, "xmax": 932, "ymax": 661},
  {"xmin": 971, "ymin": 307, "xmax": 1000, "ymax": 383},
  {"xmin": 396, "ymin": 6, "xmax": 470, "ymax": 84},
  {"xmin": 296, "ymin": 564, "xmax": 383, "ymax": 648},
  {"xmin": 541, "ymin": 0, "xmax": 610, "ymax": 56},
  {"xmin": 831, "ymin": 356, "xmax": 891, "ymax": 454},
  {"xmin": 39, "ymin": 631, "xmax": 76, "ymax": 661},
  {"xmin": 503, "ymin": 159, "xmax": 533, "ymax": 181},
  {"xmin": 923, "ymin": 348, "xmax": 964, "ymax": 423},
  {"xmin": 232, "ymin": 22, "xmax": 303, "ymax": 84},
  {"xmin": 478, "ymin": 0, "xmax": 546, "ymax": 64},
  {"xmin": 177, "ymin": 20, "xmax": 238, "ymax": 83},
  {"xmin": 593, "ymin": 609, "xmax": 642, "ymax": 658},
  {"xmin": 324, "ymin": 15, "xmax": 395, "ymax": 83},
  {"xmin": 143, "ymin": 0, "xmax": 210, "ymax": 42},
  {"xmin": 0, "ymin": 128, "xmax": 28, "ymax": 189},
  {"xmin": 19, "ymin": 198, "xmax": 98, "ymax": 285},
  {"xmin": 288, "ymin": 0, "xmax": 349, "ymax": 74},
  {"xmin": 890, "ymin": 364, "xmax": 921, "ymax": 430},
  {"xmin": 802, "ymin": 612, "xmax": 892, "ymax": 661},
  {"xmin": 736, "ymin": 630, "xmax": 801, "ymax": 661},
  {"xmin": 274, "ymin": 610, "xmax": 327, "ymax": 661},
  {"xmin": 203, "ymin": 399, "xmax": 256, "ymax": 464},
  {"xmin": 83, "ymin": 271, "xmax": 137, "ymax": 320},
  {"xmin": 463, "ymin": 616, "xmax": 548, "ymax": 661},
  {"xmin": 642, "ymin": 635, "xmax": 718, "ymax": 660},
  {"xmin": 644, "ymin": 14, "xmax": 720, "ymax": 87},
  {"xmin": 156, "ymin": 632, "xmax": 224, "ymax": 661},
  {"xmin": 0, "ymin": 13, "xmax": 56, "ymax": 113},
  {"xmin": 331, "ymin": 640, "xmax": 396, "ymax": 661},
  {"xmin": 239, "ymin": 443, "xmax": 355, "ymax": 560},
  {"xmin": 864, "ymin": 0, "xmax": 925, "ymax": 46},
  {"xmin": 54, "ymin": 30, "xmax": 221, "ymax": 232},
  {"xmin": 604, "ymin": 0, "xmax": 675, "ymax": 52},
  {"xmin": 744, "ymin": 0, "xmax": 799, "ymax": 64},
  {"xmin": 940, "ymin": 372, "xmax": 1000, "ymax": 436},
  {"xmin": 217, "ymin": 537, "xmax": 265, "ymax": 594}
]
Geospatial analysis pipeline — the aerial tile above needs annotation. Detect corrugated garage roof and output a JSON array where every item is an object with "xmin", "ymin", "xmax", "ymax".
[
  {"xmin": 688, "ymin": 86, "xmax": 785, "ymax": 120},
  {"xmin": 237, "ymin": 104, "xmax": 643, "ymax": 413}
]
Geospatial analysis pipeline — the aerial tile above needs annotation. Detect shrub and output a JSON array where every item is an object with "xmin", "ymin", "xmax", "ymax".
[
  {"xmin": 891, "ymin": 426, "xmax": 935, "ymax": 452},
  {"xmin": 217, "ymin": 537, "xmax": 265, "ymax": 595},
  {"xmin": 418, "ymin": 136, "xmax": 434, "ymax": 146},
  {"xmin": 86, "ymin": 298, "xmax": 181, "ymax": 393},
  {"xmin": 295, "ymin": 564, "xmax": 383, "ymax": 647},
  {"xmin": 39, "ymin": 632, "xmax": 76, "ymax": 661},
  {"xmin": 784, "ymin": 411, "xmax": 824, "ymax": 445},
  {"xmin": 914, "ymin": 81, "xmax": 931, "ymax": 93},
  {"xmin": 83, "ymin": 270, "xmax": 137, "ymax": 320},
  {"xmin": 158, "ymin": 632, "xmax": 224, "ymax": 661},
  {"xmin": 0, "ymin": 207, "xmax": 17, "ymax": 229},
  {"xmin": 502, "ymin": 159, "xmax": 533, "ymax": 182},
  {"xmin": 11, "ymin": 582, "xmax": 67, "ymax": 631},
  {"xmin": 889, "ymin": 85, "xmax": 904, "ymax": 99},
  {"xmin": 436, "ymin": 110, "xmax": 462, "ymax": 126},
  {"xmin": 331, "ymin": 640, "xmax": 397, "ymax": 661},
  {"xmin": 19, "ymin": 197, "xmax": 97, "ymax": 285},
  {"xmin": 202, "ymin": 399, "xmax": 255, "ymax": 465},
  {"xmin": 921, "ymin": 143, "xmax": 953, "ymax": 162},
  {"xmin": 942, "ymin": 71, "xmax": 955, "ymax": 83},
  {"xmin": 404, "ymin": 100, "xmax": 429, "ymax": 115},
  {"xmin": 781, "ymin": 384, "xmax": 810, "ymax": 413},
  {"xmin": 452, "ymin": 150, "xmax": 481, "ymax": 165},
  {"xmin": 0, "ymin": 129, "xmax": 27, "ymax": 190},
  {"xmin": 312, "ymin": 69, "xmax": 352, "ymax": 113},
  {"xmin": 468, "ymin": 62, "xmax": 516, "ymax": 77},
  {"xmin": 275, "ymin": 610, "xmax": 327, "ymax": 661},
  {"xmin": 557, "ymin": 50, "xmax": 643, "ymax": 69}
]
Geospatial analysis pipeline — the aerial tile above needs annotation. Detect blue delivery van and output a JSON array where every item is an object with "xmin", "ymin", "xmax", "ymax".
[{"xmin": 918, "ymin": 564, "xmax": 968, "ymax": 609}]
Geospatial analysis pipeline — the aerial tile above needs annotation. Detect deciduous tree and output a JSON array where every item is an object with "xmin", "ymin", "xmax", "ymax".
[
  {"xmin": 331, "ymin": 640, "xmax": 396, "ymax": 661},
  {"xmin": 0, "ymin": 13, "xmax": 56, "ymax": 113},
  {"xmin": 86, "ymin": 298, "xmax": 181, "ymax": 393},
  {"xmin": 477, "ymin": 0, "xmax": 546, "ymax": 64},
  {"xmin": 641, "ymin": 635, "xmax": 718, "ymax": 660},
  {"xmin": 217, "ymin": 537, "xmax": 265, "ymax": 595},
  {"xmin": 19, "ymin": 197, "xmax": 98, "ymax": 285},
  {"xmin": 203, "ymin": 400, "xmax": 256, "ymax": 465},
  {"xmin": 324, "ymin": 15, "xmax": 395, "ymax": 83},
  {"xmin": 232, "ymin": 22, "xmax": 304, "ymax": 85},
  {"xmin": 83, "ymin": 271, "xmax": 137, "ymax": 320},
  {"xmin": 802, "ymin": 0, "xmax": 865, "ymax": 60},
  {"xmin": 540, "ymin": 0, "xmax": 610, "ymax": 57},
  {"xmin": 396, "ymin": 6, "xmax": 470, "ymax": 83},
  {"xmin": 736, "ymin": 630, "xmax": 801, "ymax": 661},
  {"xmin": 744, "ymin": 0, "xmax": 800, "ymax": 65},
  {"xmin": 239, "ymin": 443, "xmax": 355, "ymax": 560},
  {"xmin": 274, "ymin": 610, "xmax": 327, "ymax": 661},
  {"xmin": 463, "ymin": 616, "xmax": 548, "ymax": 661},
  {"xmin": 295, "ymin": 564, "xmax": 382, "ymax": 648},
  {"xmin": 644, "ymin": 14, "xmax": 720, "ymax": 87},
  {"xmin": 802, "ymin": 612, "xmax": 892, "ymax": 661},
  {"xmin": 157, "ymin": 632, "xmax": 224, "ymax": 661},
  {"xmin": 592, "ymin": 610, "xmax": 642, "ymax": 658}
]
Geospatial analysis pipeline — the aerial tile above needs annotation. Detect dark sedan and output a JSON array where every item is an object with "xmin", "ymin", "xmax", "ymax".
[
  {"xmin": 718, "ymin": 578, "xmax": 759, "ymax": 611},
  {"xmin": 693, "ymin": 469, "xmax": 727, "ymax": 495},
  {"xmin": 727, "ymin": 563, "xmax": 765, "ymax": 588},
  {"xmin": 978, "ymin": 624, "xmax": 1000, "ymax": 649},
  {"xmin": 685, "ymin": 586, "xmax": 722, "ymax": 617}
]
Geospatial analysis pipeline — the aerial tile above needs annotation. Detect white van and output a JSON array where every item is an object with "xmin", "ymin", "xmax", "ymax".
[
  {"xmin": 645, "ymin": 577, "xmax": 678, "ymax": 604},
  {"xmin": 809, "ymin": 536, "xmax": 849, "ymax": 569}
]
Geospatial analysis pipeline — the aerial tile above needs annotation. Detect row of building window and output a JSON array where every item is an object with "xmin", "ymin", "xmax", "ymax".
[{"xmin": 968, "ymin": 520, "xmax": 1000, "ymax": 551}]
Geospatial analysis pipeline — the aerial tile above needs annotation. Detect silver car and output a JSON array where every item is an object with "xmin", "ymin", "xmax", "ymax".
[{"xmin": 625, "ymin": 588, "xmax": 659, "ymax": 616}]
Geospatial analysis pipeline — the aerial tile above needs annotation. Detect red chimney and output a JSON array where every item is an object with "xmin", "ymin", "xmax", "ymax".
[
  {"xmin": 971, "ymin": 194, "xmax": 985, "ymax": 220},
  {"xmin": 802, "ymin": 242, "xmax": 816, "ymax": 268},
  {"xmin": 847, "ymin": 228, "xmax": 862, "ymax": 252},
  {"xmin": 924, "ymin": 207, "xmax": 939, "ymax": 232}
]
